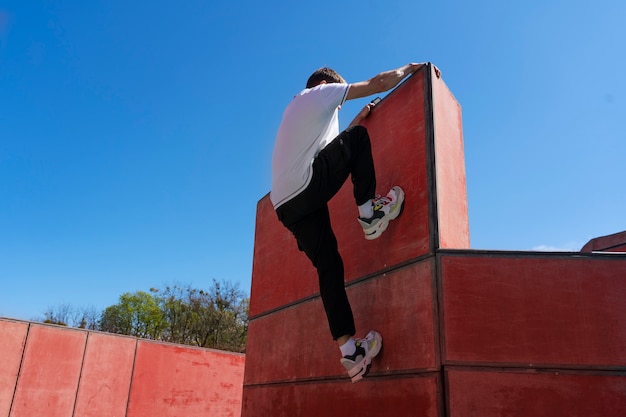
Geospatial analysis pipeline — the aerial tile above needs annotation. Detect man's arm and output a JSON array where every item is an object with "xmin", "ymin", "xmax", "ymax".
[
  {"xmin": 346, "ymin": 63, "xmax": 428, "ymax": 101},
  {"xmin": 347, "ymin": 102, "xmax": 375, "ymax": 128}
]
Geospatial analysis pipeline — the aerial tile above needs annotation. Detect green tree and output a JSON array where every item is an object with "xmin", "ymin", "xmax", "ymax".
[
  {"xmin": 37, "ymin": 280, "xmax": 249, "ymax": 353},
  {"xmin": 155, "ymin": 280, "xmax": 248, "ymax": 352},
  {"xmin": 156, "ymin": 284, "xmax": 198, "ymax": 346},
  {"xmin": 99, "ymin": 291, "xmax": 165, "ymax": 340},
  {"xmin": 200, "ymin": 279, "xmax": 248, "ymax": 352}
]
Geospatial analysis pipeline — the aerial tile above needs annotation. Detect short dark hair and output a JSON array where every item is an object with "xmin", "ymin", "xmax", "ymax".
[{"xmin": 306, "ymin": 67, "xmax": 346, "ymax": 88}]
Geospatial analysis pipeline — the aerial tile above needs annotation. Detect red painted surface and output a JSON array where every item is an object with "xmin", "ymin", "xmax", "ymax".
[
  {"xmin": 446, "ymin": 368, "xmax": 626, "ymax": 417},
  {"xmin": 242, "ymin": 373, "xmax": 442, "ymax": 417},
  {"xmin": 74, "ymin": 332, "xmax": 136, "ymax": 417},
  {"xmin": 0, "ymin": 320, "xmax": 28, "ymax": 416},
  {"xmin": 250, "ymin": 65, "xmax": 469, "ymax": 318},
  {"xmin": 127, "ymin": 341, "xmax": 245, "ymax": 417},
  {"xmin": 250, "ymin": 70, "xmax": 431, "ymax": 317},
  {"xmin": 0, "ymin": 318, "xmax": 245, "ymax": 417},
  {"xmin": 431, "ymin": 67, "xmax": 469, "ymax": 249},
  {"xmin": 249, "ymin": 195, "xmax": 319, "ymax": 318},
  {"xmin": 440, "ymin": 253, "xmax": 626, "ymax": 367},
  {"xmin": 581, "ymin": 230, "xmax": 626, "ymax": 252},
  {"xmin": 10, "ymin": 324, "xmax": 87, "ymax": 417},
  {"xmin": 245, "ymin": 259, "xmax": 438, "ymax": 384},
  {"xmin": 334, "ymin": 68, "xmax": 432, "ymax": 274}
]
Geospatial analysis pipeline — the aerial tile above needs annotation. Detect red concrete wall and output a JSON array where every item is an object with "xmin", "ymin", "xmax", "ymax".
[
  {"xmin": 74, "ymin": 332, "xmax": 136, "ymax": 417},
  {"xmin": 439, "ymin": 251, "xmax": 626, "ymax": 416},
  {"xmin": 439, "ymin": 252, "xmax": 626, "ymax": 368},
  {"xmin": 249, "ymin": 64, "xmax": 468, "ymax": 318},
  {"xmin": 244, "ymin": 259, "xmax": 439, "ymax": 385},
  {"xmin": 11, "ymin": 324, "xmax": 87, "ymax": 417},
  {"xmin": 431, "ymin": 67, "xmax": 469, "ymax": 249},
  {"xmin": 244, "ymin": 64, "xmax": 469, "ymax": 417},
  {"xmin": 244, "ymin": 62, "xmax": 626, "ymax": 416},
  {"xmin": 0, "ymin": 318, "xmax": 245, "ymax": 417},
  {"xmin": 127, "ymin": 341, "xmax": 245, "ymax": 417},
  {"xmin": 446, "ymin": 368, "xmax": 626, "ymax": 417},
  {"xmin": 0, "ymin": 320, "xmax": 29, "ymax": 417},
  {"xmin": 581, "ymin": 230, "xmax": 626, "ymax": 252},
  {"xmin": 242, "ymin": 373, "xmax": 443, "ymax": 417}
]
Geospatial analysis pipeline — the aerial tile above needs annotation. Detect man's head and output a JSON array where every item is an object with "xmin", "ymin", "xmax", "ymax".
[{"xmin": 306, "ymin": 67, "xmax": 346, "ymax": 88}]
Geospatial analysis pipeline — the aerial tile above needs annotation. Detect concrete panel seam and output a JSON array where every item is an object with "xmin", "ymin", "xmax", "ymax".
[
  {"xmin": 443, "ymin": 364, "xmax": 626, "ymax": 377},
  {"xmin": 434, "ymin": 253, "xmax": 450, "ymax": 417},
  {"xmin": 70, "ymin": 329, "xmax": 90, "ymax": 417},
  {"xmin": 7, "ymin": 321, "xmax": 31, "ymax": 417},
  {"xmin": 434, "ymin": 254, "xmax": 446, "ymax": 374},
  {"xmin": 124, "ymin": 338, "xmax": 140, "ymax": 417},
  {"xmin": 436, "ymin": 248, "xmax": 626, "ymax": 260},
  {"xmin": 243, "ymin": 369, "xmax": 442, "ymax": 389},
  {"xmin": 442, "ymin": 361, "xmax": 626, "ymax": 373},
  {"xmin": 424, "ymin": 63, "xmax": 439, "ymax": 253}
]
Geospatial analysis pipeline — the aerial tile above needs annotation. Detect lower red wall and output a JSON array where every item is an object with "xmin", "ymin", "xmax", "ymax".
[
  {"xmin": 446, "ymin": 368, "xmax": 626, "ymax": 417},
  {"xmin": 0, "ymin": 319, "xmax": 245, "ymax": 417},
  {"xmin": 439, "ymin": 251, "xmax": 626, "ymax": 417},
  {"xmin": 0, "ymin": 320, "xmax": 28, "ymax": 417},
  {"xmin": 242, "ymin": 250, "xmax": 626, "ymax": 417},
  {"xmin": 10, "ymin": 325, "xmax": 86, "ymax": 417},
  {"xmin": 242, "ymin": 373, "xmax": 442, "ymax": 417},
  {"xmin": 439, "ymin": 253, "xmax": 626, "ymax": 368}
]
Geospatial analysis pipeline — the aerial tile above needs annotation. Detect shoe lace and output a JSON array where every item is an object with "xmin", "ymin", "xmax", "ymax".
[{"xmin": 372, "ymin": 194, "xmax": 392, "ymax": 211}]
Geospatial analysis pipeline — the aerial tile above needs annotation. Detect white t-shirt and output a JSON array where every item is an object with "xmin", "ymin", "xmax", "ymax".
[{"xmin": 270, "ymin": 83, "xmax": 350, "ymax": 208}]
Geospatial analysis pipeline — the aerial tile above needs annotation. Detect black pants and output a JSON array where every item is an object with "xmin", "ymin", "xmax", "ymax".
[{"xmin": 275, "ymin": 125, "xmax": 376, "ymax": 340}]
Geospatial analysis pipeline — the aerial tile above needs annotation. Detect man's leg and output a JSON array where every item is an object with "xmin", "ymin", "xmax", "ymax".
[
  {"xmin": 284, "ymin": 205, "xmax": 356, "ymax": 340},
  {"xmin": 312, "ymin": 125, "xmax": 377, "ymax": 207},
  {"xmin": 314, "ymin": 125, "xmax": 405, "ymax": 240},
  {"xmin": 275, "ymin": 125, "xmax": 386, "ymax": 381}
]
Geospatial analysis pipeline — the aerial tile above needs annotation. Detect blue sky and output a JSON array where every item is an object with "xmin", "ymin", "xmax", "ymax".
[{"xmin": 1, "ymin": 1, "xmax": 624, "ymax": 321}]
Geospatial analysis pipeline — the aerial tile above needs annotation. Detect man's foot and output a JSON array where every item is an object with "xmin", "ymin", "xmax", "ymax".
[
  {"xmin": 358, "ymin": 186, "xmax": 405, "ymax": 240},
  {"xmin": 340, "ymin": 330, "xmax": 382, "ymax": 383}
]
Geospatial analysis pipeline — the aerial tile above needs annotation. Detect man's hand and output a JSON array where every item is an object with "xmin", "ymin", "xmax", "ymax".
[
  {"xmin": 405, "ymin": 62, "xmax": 424, "ymax": 75},
  {"xmin": 347, "ymin": 62, "xmax": 428, "ymax": 100},
  {"xmin": 433, "ymin": 64, "xmax": 442, "ymax": 78},
  {"xmin": 347, "ymin": 102, "xmax": 376, "ymax": 128}
]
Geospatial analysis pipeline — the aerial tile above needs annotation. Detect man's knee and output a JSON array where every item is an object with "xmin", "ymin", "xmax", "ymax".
[
  {"xmin": 346, "ymin": 124, "xmax": 368, "ymax": 138},
  {"xmin": 344, "ymin": 125, "xmax": 371, "ymax": 153}
]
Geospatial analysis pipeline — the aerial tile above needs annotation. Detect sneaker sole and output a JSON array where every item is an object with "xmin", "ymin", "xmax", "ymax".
[{"xmin": 364, "ymin": 187, "xmax": 405, "ymax": 240}]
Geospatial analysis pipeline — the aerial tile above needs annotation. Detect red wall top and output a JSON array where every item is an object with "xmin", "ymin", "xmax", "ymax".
[{"xmin": 581, "ymin": 230, "xmax": 626, "ymax": 252}]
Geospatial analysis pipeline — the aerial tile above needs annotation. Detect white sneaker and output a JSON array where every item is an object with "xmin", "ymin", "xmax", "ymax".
[
  {"xmin": 357, "ymin": 186, "xmax": 405, "ymax": 240},
  {"xmin": 340, "ymin": 331, "xmax": 383, "ymax": 383}
]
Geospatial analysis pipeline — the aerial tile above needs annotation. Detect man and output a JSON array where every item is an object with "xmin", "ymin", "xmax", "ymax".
[{"xmin": 271, "ymin": 62, "xmax": 425, "ymax": 382}]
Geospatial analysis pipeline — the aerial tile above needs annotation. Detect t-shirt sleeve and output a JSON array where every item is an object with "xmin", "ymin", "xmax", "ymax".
[{"xmin": 318, "ymin": 83, "xmax": 349, "ymax": 109}]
